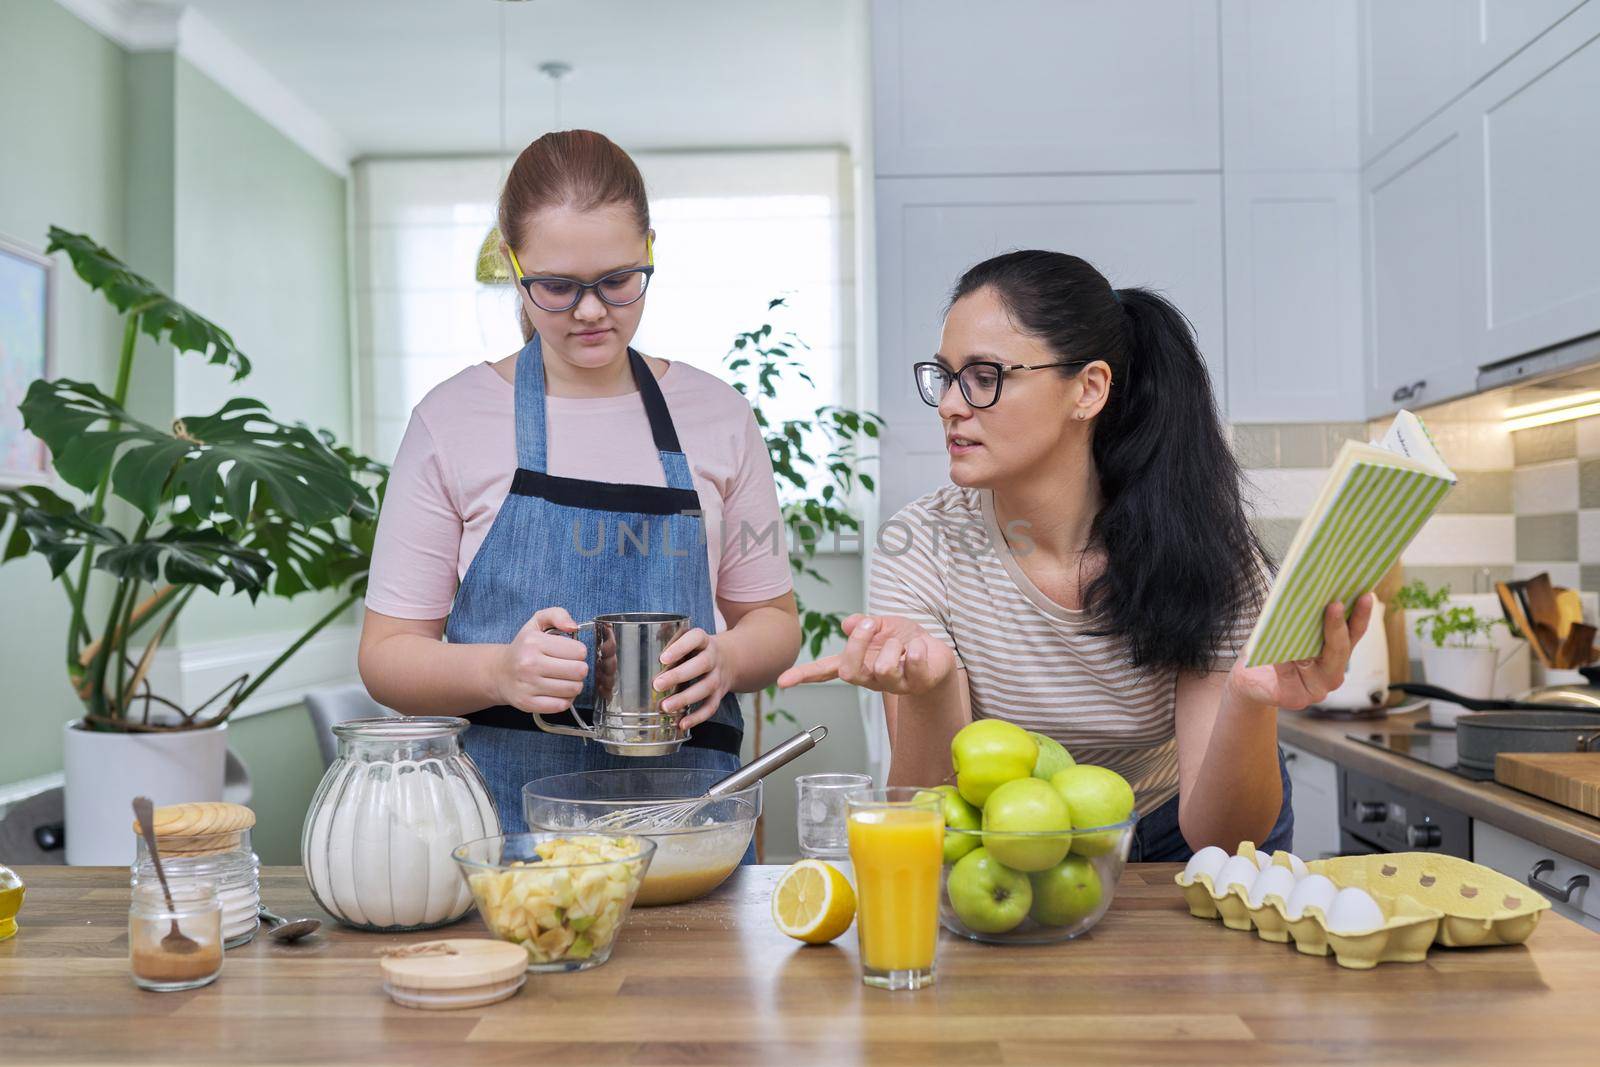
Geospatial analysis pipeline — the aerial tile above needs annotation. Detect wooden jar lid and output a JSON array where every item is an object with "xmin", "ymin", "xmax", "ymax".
[
  {"xmin": 130, "ymin": 802, "xmax": 257, "ymax": 839},
  {"xmin": 381, "ymin": 940, "xmax": 528, "ymax": 1010}
]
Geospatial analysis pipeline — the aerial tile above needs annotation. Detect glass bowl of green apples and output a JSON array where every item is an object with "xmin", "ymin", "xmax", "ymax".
[{"xmin": 933, "ymin": 721, "xmax": 1140, "ymax": 944}]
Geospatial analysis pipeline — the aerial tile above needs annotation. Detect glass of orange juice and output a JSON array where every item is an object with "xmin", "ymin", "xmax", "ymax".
[{"xmin": 846, "ymin": 787, "xmax": 944, "ymax": 990}]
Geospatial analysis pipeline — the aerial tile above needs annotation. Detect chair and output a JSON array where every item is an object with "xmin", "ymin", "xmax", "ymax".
[{"xmin": 304, "ymin": 683, "xmax": 397, "ymax": 768}]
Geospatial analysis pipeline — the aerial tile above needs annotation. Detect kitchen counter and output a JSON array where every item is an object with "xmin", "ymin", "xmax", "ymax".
[
  {"xmin": 3, "ymin": 864, "xmax": 1600, "ymax": 1065},
  {"xmin": 1279, "ymin": 707, "xmax": 1600, "ymax": 868}
]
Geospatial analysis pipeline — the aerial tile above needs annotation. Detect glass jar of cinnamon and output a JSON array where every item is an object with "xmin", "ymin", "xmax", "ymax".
[{"xmin": 128, "ymin": 881, "xmax": 224, "ymax": 991}]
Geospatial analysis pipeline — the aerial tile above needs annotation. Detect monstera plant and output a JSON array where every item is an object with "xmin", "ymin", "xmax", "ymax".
[{"xmin": 0, "ymin": 227, "xmax": 385, "ymax": 735}]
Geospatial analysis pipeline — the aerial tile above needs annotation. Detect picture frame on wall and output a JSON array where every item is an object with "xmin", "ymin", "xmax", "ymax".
[{"xmin": 0, "ymin": 233, "xmax": 54, "ymax": 488}]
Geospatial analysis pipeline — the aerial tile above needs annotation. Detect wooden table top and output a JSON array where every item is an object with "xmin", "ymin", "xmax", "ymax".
[{"xmin": 4, "ymin": 863, "xmax": 1600, "ymax": 1065}]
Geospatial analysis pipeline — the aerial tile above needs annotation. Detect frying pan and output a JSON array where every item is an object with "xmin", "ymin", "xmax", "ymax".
[{"xmin": 1454, "ymin": 711, "xmax": 1600, "ymax": 773}]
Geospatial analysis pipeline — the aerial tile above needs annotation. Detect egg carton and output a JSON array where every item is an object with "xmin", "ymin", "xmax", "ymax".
[
  {"xmin": 1173, "ymin": 842, "xmax": 1547, "ymax": 969},
  {"xmin": 1306, "ymin": 852, "xmax": 1550, "ymax": 948}
]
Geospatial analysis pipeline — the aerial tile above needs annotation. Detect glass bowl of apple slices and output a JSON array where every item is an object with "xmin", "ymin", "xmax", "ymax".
[
  {"xmin": 453, "ymin": 832, "xmax": 656, "ymax": 971},
  {"xmin": 938, "ymin": 817, "xmax": 1137, "ymax": 944}
]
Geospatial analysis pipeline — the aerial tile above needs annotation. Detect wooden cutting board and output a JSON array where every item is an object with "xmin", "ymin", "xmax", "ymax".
[{"xmin": 1495, "ymin": 752, "xmax": 1600, "ymax": 817}]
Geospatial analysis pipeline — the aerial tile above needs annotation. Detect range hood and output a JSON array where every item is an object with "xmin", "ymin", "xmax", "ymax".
[{"xmin": 1478, "ymin": 330, "xmax": 1600, "ymax": 392}]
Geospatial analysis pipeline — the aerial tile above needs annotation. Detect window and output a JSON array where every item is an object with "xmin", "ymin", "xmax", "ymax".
[{"xmin": 352, "ymin": 150, "xmax": 855, "ymax": 476}]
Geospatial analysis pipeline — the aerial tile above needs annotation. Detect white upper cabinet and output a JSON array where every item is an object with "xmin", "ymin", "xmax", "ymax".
[
  {"xmin": 872, "ymin": 174, "xmax": 1225, "ymax": 517},
  {"xmin": 1359, "ymin": 0, "xmax": 1583, "ymax": 165},
  {"xmin": 871, "ymin": 0, "xmax": 1221, "ymax": 176},
  {"xmin": 1363, "ymin": 117, "xmax": 1478, "ymax": 415},
  {"xmin": 1472, "ymin": 2, "xmax": 1600, "ymax": 364},
  {"xmin": 1221, "ymin": 1, "xmax": 1364, "ymax": 422}
]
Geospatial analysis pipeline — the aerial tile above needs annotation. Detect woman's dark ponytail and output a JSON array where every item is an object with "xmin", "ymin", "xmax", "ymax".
[{"xmin": 949, "ymin": 252, "xmax": 1264, "ymax": 673}]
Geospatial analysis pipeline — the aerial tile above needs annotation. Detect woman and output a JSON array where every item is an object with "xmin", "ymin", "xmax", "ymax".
[
  {"xmin": 359, "ymin": 130, "xmax": 801, "ymax": 830},
  {"xmin": 780, "ymin": 250, "xmax": 1370, "ymax": 858}
]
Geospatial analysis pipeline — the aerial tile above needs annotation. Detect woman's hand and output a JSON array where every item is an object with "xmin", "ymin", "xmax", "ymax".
[
  {"xmin": 777, "ymin": 614, "xmax": 958, "ymax": 695},
  {"xmin": 494, "ymin": 607, "xmax": 589, "ymax": 715},
  {"xmin": 1227, "ymin": 594, "xmax": 1376, "ymax": 711},
  {"xmin": 655, "ymin": 628, "xmax": 735, "ymax": 731}
]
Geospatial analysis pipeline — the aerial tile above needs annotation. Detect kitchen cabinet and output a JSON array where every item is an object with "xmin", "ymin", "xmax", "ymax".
[
  {"xmin": 870, "ymin": 0, "xmax": 1220, "ymax": 177},
  {"xmin": 872, "ymin": 174, "xmax": 1225, "ymax": 517},
  {"xmin": 1358, "ymin": 0, "xmax": 1581, "ymax": 166},
  {"xmin": 1220, "ymin": 1, "xmax": 1364, "ymax": 423},
  {"xmin": 1282, "ymin": 741, "xmax": 1341, "ymax": 860},
  {"xmin": 1362, "ymin": 2, "xmax": 1600, "ymax": 417},
  {"xmin": 1362, "ymin": 113, "xmax": 1479, "ymax": 416},
  {"xmin": 1468, "ymin": 2, "xmax": 1600, "ymax": 366},
  {"xmin": 1474, "ymin": 820, "xmax": 1600, "ymax": 934}
]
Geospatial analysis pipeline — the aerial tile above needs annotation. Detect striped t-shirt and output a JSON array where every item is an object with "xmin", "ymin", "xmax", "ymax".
[{"xmin": 868, "ymin": 485, "xmax": 1255, "ymax": 814}]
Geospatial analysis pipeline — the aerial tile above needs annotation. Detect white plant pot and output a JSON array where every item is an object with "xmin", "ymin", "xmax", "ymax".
[
  {"xmin": 1418, "ymin": 645, "xmax": 1499, "ymax": 728},
  {"xmin": 63, "ymin": 719, "xmax": 229, "ymax": 866}
]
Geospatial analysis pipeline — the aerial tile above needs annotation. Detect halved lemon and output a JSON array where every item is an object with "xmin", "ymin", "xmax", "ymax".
[{"xmin": 771, "ymin": 859, "xmax": 856, "ymax": 944}]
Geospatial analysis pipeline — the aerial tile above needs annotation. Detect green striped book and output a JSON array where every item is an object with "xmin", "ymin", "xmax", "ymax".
[{"xmin": 1242, "ymin": 410, "xmax": 1456, "ymax": 668}]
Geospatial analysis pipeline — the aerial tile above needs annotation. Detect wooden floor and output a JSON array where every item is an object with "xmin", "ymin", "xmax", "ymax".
[{"xmin": 3, "ymin": 864, "xmax": 1599, "ymax": 1065}]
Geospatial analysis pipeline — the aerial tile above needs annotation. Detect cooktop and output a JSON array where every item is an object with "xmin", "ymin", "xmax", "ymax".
[{"xmin": 1345, "ymin": 728, "xmax": 1495, "ymax": 781}]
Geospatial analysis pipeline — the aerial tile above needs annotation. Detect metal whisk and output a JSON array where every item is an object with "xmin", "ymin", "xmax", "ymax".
[{"xmin": 589, "ymin": 726, "xmax": 828, "ymax": 830}]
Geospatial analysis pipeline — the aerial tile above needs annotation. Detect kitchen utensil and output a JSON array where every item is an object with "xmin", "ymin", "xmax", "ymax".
[
  {"xmin": 1554, "ymin": 588, "xmax": 1583, "ymax": 640},
  {"xmin": 523, "ymin": 767, "xmax": 760, "ymax": 906},
  {"xmin": 1556, "ymin": 623, "xmax": 1596, "ymax": 669},
  {"xmin": 1496, "ymin": 581, "xmax": 1543, "ymax": 665},
  {"xmin": 588, "ymin": 725, "xmax": 828, "ymax": 829},
  {"xmin": 533, "ymin": 612, "xmax": 691, "ymax": 756},
  {"xmin": 1495, "ymin": 752, "xmax": 1600, "ymax": 817},
  {"xmin": 452, "ymin": 831, "xmax": 656, "ymax": 972},
  {"xmin": 131, "ymin": 796, "xmax": 199, "ymax": 955},
  {"xmin": 1389, "ymin": 682, "xmax": 1552, "ymax": 713},
  {"xmin": 1526, "ymin": 574, "xmax": 1563, "ymax": 648},
  {"xmin": 1454, "ymin": 711, "xmax": 1600, "ymax": 773},
  {"xmin": 258, "ymin": 905, "xmax": 321, "ymax": 943},
  {"xmin": 303, "ymin": 717, "xmax": 498, "ymax": 931}
]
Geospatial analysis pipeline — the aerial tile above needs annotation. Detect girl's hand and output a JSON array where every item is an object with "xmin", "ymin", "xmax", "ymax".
[
  {"xmin": 655, "ymin": 628, "xmax": 734, "ymax": 731},
  {"xmin": 1228, "ymin": 594, "xmax": 1376, "ymax": 710},
  {"xmin": 495, "ymin": 607, "xmax": 589, "ymax": 715},
  {"xmin": 777, "ymin": 614, "xmax": 957, "ymax": 696}
]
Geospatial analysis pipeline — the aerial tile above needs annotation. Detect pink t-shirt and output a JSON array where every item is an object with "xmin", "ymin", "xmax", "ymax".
[{"xmin": 365, "ymin": 360, "xmax": 793, "ymax": 629}]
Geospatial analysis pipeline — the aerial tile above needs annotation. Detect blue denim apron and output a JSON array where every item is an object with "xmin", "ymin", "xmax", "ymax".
[
  {"xmin": 448, "ymin": 335, "xmax": 743, "ymax": 832},
  {"xmin": 1128, "ymin": 747, "xmax": 1295, "ymax": 861}
]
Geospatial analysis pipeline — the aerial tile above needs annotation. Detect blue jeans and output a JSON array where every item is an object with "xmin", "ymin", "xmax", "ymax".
[{"xmin": 1128, "ymin": 746, "xmax": 1295, "ymax": 861}]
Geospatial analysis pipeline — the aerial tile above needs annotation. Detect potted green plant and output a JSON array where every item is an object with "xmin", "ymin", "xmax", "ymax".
[
  {"xmin": 0, "ymin": 228, "xmax": 383, "ymax": 863},
  {"xmin": 1393, "ymin": 580, "xmax": 1509, "ymax": 709}
]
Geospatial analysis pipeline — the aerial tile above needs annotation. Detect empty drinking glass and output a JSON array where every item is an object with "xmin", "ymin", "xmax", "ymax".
[{"xmin": 795, "ymin": 773, "xmax": 873, "ymax": 860}]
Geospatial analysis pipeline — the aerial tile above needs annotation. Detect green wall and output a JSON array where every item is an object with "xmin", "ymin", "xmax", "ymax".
[
  {"xmin": 0, "ymin": 2, "xmax": 351, "ymax": 863},
  {"xmin": 0, "ymin": 0, "xmax": 129, "ymax": 786}
]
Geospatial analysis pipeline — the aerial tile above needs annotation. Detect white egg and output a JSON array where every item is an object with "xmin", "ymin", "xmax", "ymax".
[
  {"xmin": 1285, "ymin": 852, "xmax": 1309, "ymax": 879},
  {"xmin": 1285, "ymin": 873, "xmax": 1338, "ymax": 920},
  {"xmin": 1247, "ymin": 865, "xmax": 1297, "ymax": 908},
  {"xmin": 1182, "ymin": 845, "xmax": 1229, "ymax": 884},
  {"xmin": 1216, "ymin": 855, "xmax": 1260, "ymax": 895},
  {"xmin": 1325, "ymin": 887, "xmax": 1387, "ymax": 934},
  {"xmin": 1251, "ymin": 850, "xmax": 1274, "ymax": 871}
]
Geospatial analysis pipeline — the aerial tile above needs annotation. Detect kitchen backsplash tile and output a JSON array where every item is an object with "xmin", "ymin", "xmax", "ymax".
[
  {"xmin": 1577, "ymin": 415, "xmax": 1600, "ymax": 457},
  {"xmin": 1513, "ymin": 422, "xmax": 1577, "ymax": 466},
  {"xmin": 1405, "ymin": 565, "xmax": 1514, "ymax": 593},
  {"xmin": 1437, "ymin": 470, "xmax": 1513, "ymax": 514},
  {"xmin": 1513, "ymin": 460, "xmax": 1579, "ymax": 515},
  {"xmin": 1578, "ymin": 459, "xmax": 1600, "ymax": 508},
  {"xmin": 1515, "ymin": 513, "xmax": 1578, "ymax": 562}
]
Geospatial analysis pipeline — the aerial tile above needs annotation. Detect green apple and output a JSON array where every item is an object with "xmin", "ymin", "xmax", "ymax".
[
  {"xmin": 950, "ymin": 719, "xmax": 1037, "ymax": 807},
  {"xmin": 946, "ymin": 847, "xmax": 1032, "ymax": 934},
  {"xmin": 1028, "ymin": 854, "xmax": 1104, "ymax": 927},
  {"xmin": 1029, "ymin": 732, "xmax": 1074, "ymax": 780},
  {"xmin": 931, "ymin": 784, "xmax": 982, "ymax": 864},
  {"xmin": 1050, "ymin": 764, "xmax": 1135, "ymax": 856},
  {"xmin": 980, "ymin": 777, "xmax": 1073, "ymax": 872}
]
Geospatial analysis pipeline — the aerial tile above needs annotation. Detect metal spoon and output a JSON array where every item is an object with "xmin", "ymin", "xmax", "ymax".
[
  {"xmin": 258, "ymin": 905, "xmax": 321, "ymax": 943},
  {"xmin": 131, "ymin": 796, "xmax": 200, "ymax": 955}
]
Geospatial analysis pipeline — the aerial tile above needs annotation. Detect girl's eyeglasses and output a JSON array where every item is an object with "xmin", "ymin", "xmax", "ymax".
[
  {"xmin": 913, "ymin": 359, "xmax": 1088, "ymax": 409},
  {"xmin": 505, "ymin": 237, "xmax": 655, "ymax": 313}
]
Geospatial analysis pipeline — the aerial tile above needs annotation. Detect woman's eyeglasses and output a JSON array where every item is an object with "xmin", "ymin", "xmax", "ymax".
[
  {"xmin": 505, "ymin": 240, "xmax": 655, "ymax": 313},
  {"xmin": 913, "ymin": 359, "xmax": 1089, "ymax": 409}
]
